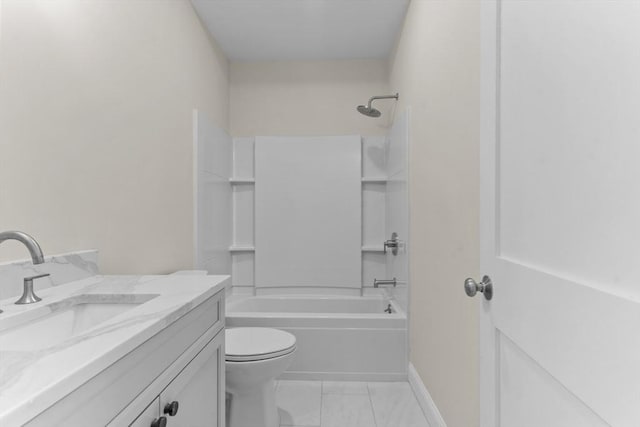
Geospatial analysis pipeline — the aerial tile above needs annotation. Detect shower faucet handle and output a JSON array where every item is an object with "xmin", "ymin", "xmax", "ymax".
[{"xmin": 383, "ymin": 232, "xmax": 400, "ymax": 255}]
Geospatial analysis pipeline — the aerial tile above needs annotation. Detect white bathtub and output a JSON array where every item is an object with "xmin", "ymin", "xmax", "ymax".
[{"xmin": 226, "ymin": 295, "xmax": 407, "ymax": 381}]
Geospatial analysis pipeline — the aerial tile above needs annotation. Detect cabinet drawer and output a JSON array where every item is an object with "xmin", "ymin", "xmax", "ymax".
[{"xmin": 129, "ymin": 398, "xmax": 160, "ymax": 427}]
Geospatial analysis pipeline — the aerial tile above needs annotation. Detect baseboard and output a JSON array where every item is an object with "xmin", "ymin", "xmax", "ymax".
[
  {"xmin": 279, "ymin": 371, "xmax": 407, "ymax": 382},
  {"xmin": 408, "ymin": 363, "xmax": 447, "ymax": 427}
]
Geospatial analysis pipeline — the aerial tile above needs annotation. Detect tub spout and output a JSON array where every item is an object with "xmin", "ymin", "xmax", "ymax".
[{"xmin": 373, "ymin": 278, "xmax": 397, "ymax": 288}]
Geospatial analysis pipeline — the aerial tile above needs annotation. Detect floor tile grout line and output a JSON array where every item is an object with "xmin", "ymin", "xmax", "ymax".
[
  {"xmin": 319, "ymin": 383, "xmax": 324, "ymax": 427},
  {"xmin": 366, "ymin": 382, "xmax": 380, "ymax": 427},
  {"xmin": 319, "ymin": 379, "xmax": 323, "ymax": 427}
]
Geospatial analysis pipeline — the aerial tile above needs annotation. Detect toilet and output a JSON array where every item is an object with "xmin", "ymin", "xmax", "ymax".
[{"xmin": 225, "ymin": 327, "xmax": 296, "ymax": 427}]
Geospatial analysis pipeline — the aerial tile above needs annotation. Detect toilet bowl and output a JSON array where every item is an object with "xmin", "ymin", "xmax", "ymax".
[{"xmin": 225, "ymin": 327, "xmax": 296, "ymax": 427}]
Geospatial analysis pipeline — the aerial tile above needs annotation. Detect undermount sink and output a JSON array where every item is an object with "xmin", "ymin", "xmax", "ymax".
[{"xmin": 0, "ymin": 294, "xmax": 158, "ymax": 352}]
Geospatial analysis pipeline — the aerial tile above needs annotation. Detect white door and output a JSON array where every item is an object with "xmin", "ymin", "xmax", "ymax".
[{"xmin": 478, "ymin": 1, "xmax": 640, "ymax": 426}]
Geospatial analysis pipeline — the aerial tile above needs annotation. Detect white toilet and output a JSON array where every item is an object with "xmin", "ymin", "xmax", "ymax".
[{"xmin": 225, "ymin": 327, "xmax": 296, "ymax": 427}]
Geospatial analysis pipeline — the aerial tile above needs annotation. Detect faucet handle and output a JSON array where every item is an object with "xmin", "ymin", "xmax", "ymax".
[
  {"xmin": 383, "ymin": 232, "xmax": 400, "ymax": 255},
  {"xmin": 25, "ymin": 273, "xmax": 50, "ymax": 281},
  {"xmin": 15, "ymin": 273, "xmax": 50, "ymax": 305}
]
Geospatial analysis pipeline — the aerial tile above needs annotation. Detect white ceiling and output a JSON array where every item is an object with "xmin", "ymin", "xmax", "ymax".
[{"xmin": 191, "ymin": 0, "xmax": 410, "ymax": 61}]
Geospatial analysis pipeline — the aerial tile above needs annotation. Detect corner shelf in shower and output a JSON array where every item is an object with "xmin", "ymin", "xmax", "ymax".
[
  {"xmin": 229, "ymin": 245, "xmax": 255, "ymax": 252},
  {"xmin": 229, "ymin": 178, "xmax": 255, "ymax": 184},
  {"xmin": 361, "ymin": 177, "xmax": 387, "ymax": 184}
]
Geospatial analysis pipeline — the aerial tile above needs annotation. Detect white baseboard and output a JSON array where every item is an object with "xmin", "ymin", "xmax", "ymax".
[
  {"xmin": 279, "ymin": 371, "xmax": 407, "ymax": 382},
  {"xmin": 408, "ymin": 363, "xmax": 447, "ymax": 427}
]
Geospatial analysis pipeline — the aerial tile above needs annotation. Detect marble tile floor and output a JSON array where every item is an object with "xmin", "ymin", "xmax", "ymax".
[{"xmin": 275, "ymin": 380, "xmax": 430, "ymax": 427}]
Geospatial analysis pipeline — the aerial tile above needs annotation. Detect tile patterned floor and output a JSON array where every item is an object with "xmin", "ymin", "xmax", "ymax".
[{"xmin": 276, "ymin": 380, "xmax": 430, "ymax": 427}]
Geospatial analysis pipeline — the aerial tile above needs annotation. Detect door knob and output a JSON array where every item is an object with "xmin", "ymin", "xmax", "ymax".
[
  {"xmin": 464, "ymin": 275, "xmax": 493, "ymax": 300},
  {"xmin": 150, "ymin": 417, "xmax": 167, "ymax": 427}
]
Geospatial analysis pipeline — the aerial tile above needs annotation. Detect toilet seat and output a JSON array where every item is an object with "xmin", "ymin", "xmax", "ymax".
[{"xmin": 226, "ymin": 327, "xmax": 296, "ymax": 362}]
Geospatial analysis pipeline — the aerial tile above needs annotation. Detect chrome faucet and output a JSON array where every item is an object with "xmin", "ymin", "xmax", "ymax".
[
  {"xmin": 15, "ymin": 273, "xmax": 50, "ymax": 304},
  {"xmin": 373, "ymin": 278, "xmax": 397, "ymax": 288},
  {"xmin": 383, "ymin": 232, "xmax": 400, "ymax": 256},
  {"xmin": 0, "ymin": 231, "xmax": 45, "ymax": 264},
  {"xmin": 0, "ymin": 231, "xmax": 46, "ymax": 312}
]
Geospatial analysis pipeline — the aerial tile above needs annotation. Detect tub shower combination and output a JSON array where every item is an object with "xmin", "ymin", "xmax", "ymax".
[{"xmin": 196, "ymin": 97, "xmax": 408, "ymax": 384}]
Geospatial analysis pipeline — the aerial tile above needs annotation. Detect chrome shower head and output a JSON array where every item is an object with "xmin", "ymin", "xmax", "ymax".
[
  {"xmin": 356, "ymin": 93, "xmax": 399, "ymax": 118},
  {"xmin": 357, "ymin": 105, "xmax": 382, "ymax": 117}
]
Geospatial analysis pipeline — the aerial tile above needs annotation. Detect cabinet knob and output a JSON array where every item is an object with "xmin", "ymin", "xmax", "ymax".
[
  {"xmin": 150, "ymin": 417, "xmax": 167, "ymax": 427},
  {"xmin": 164, "ymin": 401, "xmax": 179, "ymax": 417}
]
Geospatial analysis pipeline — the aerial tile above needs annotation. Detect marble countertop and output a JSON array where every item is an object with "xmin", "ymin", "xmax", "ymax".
[{"xmin": 0, "ymin": 274, "xmax": 229, "ymax": 426}]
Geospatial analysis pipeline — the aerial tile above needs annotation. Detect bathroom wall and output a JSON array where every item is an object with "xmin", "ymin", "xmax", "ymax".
[
  {"xmin": 0, "ymin": 0, "xmax": 230, "ymax": 274},
  {"xmin": 389, "ymin": 1, "xmax": 481, "ymax": 426},
  {"xmin": 230, "ymin": 59, "xmax": 391, "ymax": 137}
]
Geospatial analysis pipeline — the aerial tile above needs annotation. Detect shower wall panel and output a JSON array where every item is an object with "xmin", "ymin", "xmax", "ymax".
[
  {"xmin": 254, "ymin": 136, "xmax": 362, "ymax": 289},
  {"xmin": 193, "ymin": 109, "xmax": 232, "ymax": 276},
  {"xmin": 384, "ymin": 108, "xmax": 410, "ymax": 311}
]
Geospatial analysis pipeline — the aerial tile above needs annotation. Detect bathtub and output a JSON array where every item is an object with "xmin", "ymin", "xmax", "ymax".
[{"xmin": 226, "ymin": 295, "xmax": 407, "ymax": 381}]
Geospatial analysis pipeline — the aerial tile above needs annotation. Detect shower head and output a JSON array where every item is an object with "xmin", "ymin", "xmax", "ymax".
[
  {"xmin": 357, "ymin": 105, "xmax": 382, "ymax": 117},
  {"xmin": 356, "ymin": 93, "xmax": 399, "ymax": 118}
]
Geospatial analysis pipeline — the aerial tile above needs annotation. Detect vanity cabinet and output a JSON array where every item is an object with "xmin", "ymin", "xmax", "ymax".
[
  {"xmin": 24, "ymin": 288, "xmax": 225, "ymax": 427},
  {"xmin": 130, "ymin": 330, "xmax": 224, "ymax": 427}
]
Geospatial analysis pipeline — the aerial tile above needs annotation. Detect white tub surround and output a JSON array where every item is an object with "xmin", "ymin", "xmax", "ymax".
[
  {"xmin": 0, "ymin": 274, "xmax": 229, "ymax": 426},
  {"xmin": 0, "ymin": 250, "xmax": 98, "ymax": 300},
  {"xmin": 229, "ymin": 136, "xmax": 389, "ymax": 294},
  {"xmin": 254, "ymin": 136, "xmax": 362, "ymax": 290},
  {"xmin": 384, "ymin": 108, "xmax": 410, "ymax": 313},
  {"xmin": 193, "ymin": 110, "xmax": 233, "ymax": 276},
  {"xmin": 227, "ymin": 295, "xmax": 407, "ymax": 381}
]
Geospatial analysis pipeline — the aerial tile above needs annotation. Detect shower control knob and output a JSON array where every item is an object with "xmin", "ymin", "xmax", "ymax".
[
  {"xmin": 164, "ymin": 401, "xmax": 179, "ymax": 416},
  {"xmin": 464, "ymin": 275, "xmax": 493, "ymax": 301},
  {"xmin": 383, "ymin": 232, "xmax": 400, "ymax": 255},
  {"xmin": 150, "ymin": 417, "xmax": 167, "ymax": 427}
]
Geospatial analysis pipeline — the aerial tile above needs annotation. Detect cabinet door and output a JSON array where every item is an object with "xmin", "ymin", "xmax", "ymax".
[
  {"xmin": 160, "ymin": 331, "xmax": 224, "ymax": 427},
  {"xmin": 129, "ymin": 397, "xmax": 160, "ymax": 427}
]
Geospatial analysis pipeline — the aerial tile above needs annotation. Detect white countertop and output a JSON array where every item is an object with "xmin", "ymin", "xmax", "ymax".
[{"xmin": 0, "ymin": 274, "xmax": 229, "ymax": 426}]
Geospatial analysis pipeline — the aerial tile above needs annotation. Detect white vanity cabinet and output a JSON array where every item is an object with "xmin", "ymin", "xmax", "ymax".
[
  {"xmin": 158, "ymin": 331, "xmax": 223, "ymax": 426},
  {"xmin": 129, "ymin": 330, "xmax": 224, "ymax": 427},
  {"xmin": 24, "ymin": 289, "xmax": 226, "ymax": 427}
]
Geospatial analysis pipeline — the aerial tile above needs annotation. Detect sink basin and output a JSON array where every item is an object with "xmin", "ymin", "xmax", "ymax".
[{"xmin": 0, "ymin": 294, "xmax": 157, "ymax": 351}]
